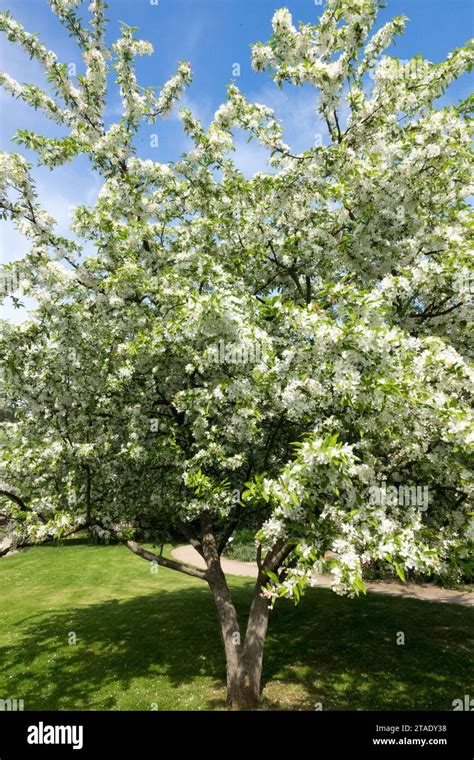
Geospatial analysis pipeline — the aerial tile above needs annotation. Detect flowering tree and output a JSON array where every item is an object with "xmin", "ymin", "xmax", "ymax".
[{"xmin": 0, "ymin": 0, "xmax": 472, "ymax": 709}]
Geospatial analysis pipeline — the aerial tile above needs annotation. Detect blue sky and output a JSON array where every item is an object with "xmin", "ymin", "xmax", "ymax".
[{"xmin": 1, "ymin": 0, "xmax": 473, "ymax": 320}]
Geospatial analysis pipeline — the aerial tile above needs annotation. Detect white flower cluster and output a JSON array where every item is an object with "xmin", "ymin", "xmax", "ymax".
[
  {"xmin": 49, "ymin": 0, "xmax": 83, "ymax": 12},
  {"xmin": 148, "ymin": 62, "xmax": 192, "ymax": 120},
  {"xmin": 113, "ymin": 31, "xmax": 154, "ymax": 122},
  {"xmin": 0, "ymin": 12, "xmax": 80, "ymax": 105}
]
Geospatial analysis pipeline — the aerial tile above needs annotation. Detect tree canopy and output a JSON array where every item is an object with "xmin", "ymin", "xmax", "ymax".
[{"xmin": 0, "ymin": 0, "xmax": 472, "ymax": 708}]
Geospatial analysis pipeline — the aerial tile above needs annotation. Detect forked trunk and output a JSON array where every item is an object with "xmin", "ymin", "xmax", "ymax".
[
  {"xmin": 208, "ymin": 566, "xmax": 271, "ymax": 709},
  {"xmin": 201, "ymin": 514, "xmax": 271, "ymax": 709}
]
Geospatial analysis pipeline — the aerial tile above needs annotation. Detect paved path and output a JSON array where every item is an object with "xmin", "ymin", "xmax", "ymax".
[
  {"xmin": 173, "ymin": 544, "xmax": 259, "ymax": 578},
  {"xmin": 171, "ymin": 545, "xmax": 474, "ymax": 607},
  {"xmin": 0, "ymin": 535, "xmax": 13, "ymax": 558}
]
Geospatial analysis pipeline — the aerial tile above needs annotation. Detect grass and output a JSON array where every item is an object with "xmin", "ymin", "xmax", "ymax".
[
  {"xmin": 0, "ymin": 537, "xmax": 472, "ymax": 711},
  {"xmin": 223, "ymin": 528, "xmax": 258, "ymax": 563}
]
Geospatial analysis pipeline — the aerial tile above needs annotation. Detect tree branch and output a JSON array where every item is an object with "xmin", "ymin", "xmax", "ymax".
[
  {"xmin": 0, "ymin": 489, "xmax": 30, "ymax": 512},
  {"xmin": 125, "ymin": 539, "xmax": 208, "ymax": 580}
]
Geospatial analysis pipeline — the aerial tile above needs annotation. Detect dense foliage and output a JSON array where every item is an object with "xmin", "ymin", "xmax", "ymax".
[{"xmin": 0, "ymin": 0, "xmax": 472, "ymax": 706}]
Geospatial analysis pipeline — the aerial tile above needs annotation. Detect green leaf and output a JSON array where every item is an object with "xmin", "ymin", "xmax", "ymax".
[
  {"xmin": 264, "ymin": 569, "xmax": 279, "ymax": 584},
  {"xmin": 353, "ymin": 576, "xmax": 366, "ymax": 595},
  {"xmin": 394, "ymin": 563, "xmax": 406, "ymax": 583}
]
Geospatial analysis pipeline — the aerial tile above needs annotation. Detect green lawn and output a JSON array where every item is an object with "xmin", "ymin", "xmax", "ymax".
[{"xmin": 0, "ymin": 538, "xmax": 472, "ymax": 711}]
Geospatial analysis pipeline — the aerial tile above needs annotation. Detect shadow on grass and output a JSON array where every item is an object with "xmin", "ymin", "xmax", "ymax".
[
  {"xmin": 34, "ymin": 535, "xmax": 121, "ymax": 548},
  {"xmin": 258, "ymin": 590, "xmax": 473, "ymax": 711},
  {"xmin": 1, "ymin": 581, "xmax": 472, "ymax": 711},
  {"xmin": 0, "ymin": 585, "xmax": 227, "ymax": 710}
]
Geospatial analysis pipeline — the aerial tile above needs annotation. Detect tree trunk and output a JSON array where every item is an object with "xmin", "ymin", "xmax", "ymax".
[
  {"xmin": 200, "ymin": 513, "xmax": 271, "ymax": 709},
  {"xmin": 208, "ymin": 567, "xmax": 271, "ymax": 709}
]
